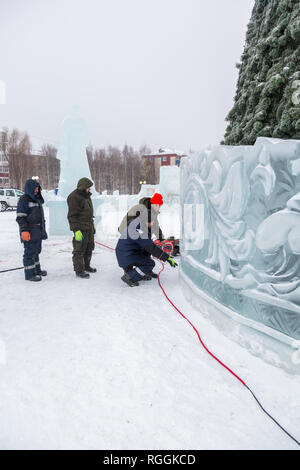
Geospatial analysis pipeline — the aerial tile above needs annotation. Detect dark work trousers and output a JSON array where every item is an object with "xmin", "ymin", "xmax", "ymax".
[
  {"xmin": 125, "ymin": 254, "xmax": 155, "ymax": 282},
  {"xmin": 72, "ymin": 230, "xmax": 95, "ymax": 273},
  {"xmin": 23, "ymin": 239, "xmax": 42, "ymax": 280}
]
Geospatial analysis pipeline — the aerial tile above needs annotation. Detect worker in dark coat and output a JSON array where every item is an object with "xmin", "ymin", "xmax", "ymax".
[
  {"xmin": 118, "ymin": 193, "xmax": 165, "ymax": 241},
  {"xmin": 116, "ymin": 210, "xmax": 177, "ymax": 287},
  {"xmin": 67, "ymin": 177, "xmax": 96, "ymax": 278},
  {"xmin": 16, "ymin": 178, "xmax": 48, "ymax": 282}
]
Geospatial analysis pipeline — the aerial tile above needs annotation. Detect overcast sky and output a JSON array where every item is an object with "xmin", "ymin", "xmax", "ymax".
[{"xmin": 0, "ymin": 0, "xmax": 255, "ymax": 153}]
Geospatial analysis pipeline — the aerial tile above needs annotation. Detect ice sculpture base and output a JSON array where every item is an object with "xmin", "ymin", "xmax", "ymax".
[
  {"xmin": 47, "ymin": 200, "xmax": 69, "ymax": 236},
  {"xmin": 47, "ymin": 199, "xmax": 102, "ymax": 236},
  {"xmin": 180, "ymin": 271, "xmax": 300, "ymax": 375}
]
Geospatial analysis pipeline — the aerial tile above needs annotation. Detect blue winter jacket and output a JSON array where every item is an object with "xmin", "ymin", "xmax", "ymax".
[
  {"xmin": 16, "ymin": 179, "xmax": 48, "ymax": 241},
  {"xmin": 116, "ymin": 219, "xmax": 168, "ymax": 268}
]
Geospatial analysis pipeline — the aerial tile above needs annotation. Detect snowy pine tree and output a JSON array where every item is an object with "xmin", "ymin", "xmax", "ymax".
[{"xmin": 224, "ymin": 0, "xmax": 300, "ymax": 145}]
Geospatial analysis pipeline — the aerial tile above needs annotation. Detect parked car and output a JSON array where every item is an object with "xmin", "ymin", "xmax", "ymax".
[{"xmin": 0, "ymin": 188, "xmax": 24, "ymax": 211}]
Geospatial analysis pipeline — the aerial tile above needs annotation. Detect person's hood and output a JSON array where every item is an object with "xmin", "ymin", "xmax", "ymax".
[
  {"xmin": 138, "ymin": 196, "xmax": 160, "ymax": 215},
  {"xmin": 24, "ymin": 179, "xmax": 41, "ymax": 201},
  {"xmin": 77, "ymin": 177, "xmax": 93, "ymax": 192},
  {"xmin": 138, "ymin": 197, "xmax": 151, "ymax": 210}
]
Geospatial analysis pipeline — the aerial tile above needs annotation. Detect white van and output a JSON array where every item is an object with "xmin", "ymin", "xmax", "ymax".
[{"xmin": 0, "ymin": 188, "xmax": 24, "ymax": 211}]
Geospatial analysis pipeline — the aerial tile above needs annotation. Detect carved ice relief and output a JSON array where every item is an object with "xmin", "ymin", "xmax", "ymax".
[{"xmin": 181, "ymin": 138, "xmax": 300, "ymax": 305}]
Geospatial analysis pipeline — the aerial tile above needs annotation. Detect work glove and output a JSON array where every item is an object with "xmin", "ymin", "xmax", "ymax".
[
  {"xmin": 167, "ymin": 256, "xmax": 178, "ymax": 268},
  {"xmin": 74, "ymin": 230, "xmax": 83, "ymax": 242},
  {"xmin": 21, "ymin": 231, "xmax": 31, "ymax": 242}
]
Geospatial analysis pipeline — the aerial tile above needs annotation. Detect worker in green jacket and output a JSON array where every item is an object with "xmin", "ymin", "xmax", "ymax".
[{"xmin": 67, "ymin": 177, "xmax": 96, "ymax": 278}]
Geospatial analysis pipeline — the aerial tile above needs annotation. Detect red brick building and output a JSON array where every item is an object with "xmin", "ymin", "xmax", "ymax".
[{"xmin": 142, "ymin": 147, "xmax": 186, "ymax": 183}]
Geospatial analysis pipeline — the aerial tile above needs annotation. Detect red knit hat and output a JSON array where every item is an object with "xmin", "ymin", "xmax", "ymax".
[{"xmin": 150, "ymin": 193, "xmax": 163, "ymax": 206}]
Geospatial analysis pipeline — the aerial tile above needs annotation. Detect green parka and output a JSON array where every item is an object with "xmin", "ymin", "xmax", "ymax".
[{"xmin": 67, "ymin": 178, "xmax": 94, "ymax": 232}]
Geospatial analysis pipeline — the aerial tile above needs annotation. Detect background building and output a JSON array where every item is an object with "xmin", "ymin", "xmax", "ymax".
[
  {"xmin": 0, "ymin": 131, "xmax": 9, "ymax": 187},
  {"xmin": 142, "ymin": 147, "xmax": 186, "ymax": 183}
]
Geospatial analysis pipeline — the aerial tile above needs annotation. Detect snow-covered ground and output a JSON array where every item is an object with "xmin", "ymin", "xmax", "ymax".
[{"xmin": 1, "ymin": 209, "xmax": 300, "ymax": 450}]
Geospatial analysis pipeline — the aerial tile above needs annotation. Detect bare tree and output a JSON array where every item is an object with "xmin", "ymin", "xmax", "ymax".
[
  {"xmin": 7, "ymin": 129, "xmax": 32, "ymax": 189},
  {"xmin": 5, "ymin": 128, "xmax": 60, "ymax": 190},
  {"xmin": 41, "ymin": 143, "xmax": 57, "ymax": 159},
  {"xmin": 5, "ymin": 125, "xmax": 149, "ymax": 194}
]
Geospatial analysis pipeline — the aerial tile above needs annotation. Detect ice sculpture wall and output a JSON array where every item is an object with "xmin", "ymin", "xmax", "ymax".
[{"xmin": 180, "ymin": 137, "xmax": 300, "ymax": 373}]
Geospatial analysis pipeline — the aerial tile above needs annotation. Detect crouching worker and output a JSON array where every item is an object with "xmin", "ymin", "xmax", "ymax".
[
  {"xmin": 116, "ymin": 213, "xmax": 177, "ymax": 287},
  {"xmin": 67, "ymin": 178, "xmax": 96, "ymax": 279},
  {"xmin": 16, "ymin": 178, "xmax": 48, "ymax": 282},
  {"xmin": 118, "ymin": 193, "xmax": 165, "ymax": 241}
]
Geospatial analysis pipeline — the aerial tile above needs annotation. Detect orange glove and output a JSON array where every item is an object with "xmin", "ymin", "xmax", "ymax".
[{"xmin": 21, "ymin": 231, "xmax": 31, "ymax": 242}]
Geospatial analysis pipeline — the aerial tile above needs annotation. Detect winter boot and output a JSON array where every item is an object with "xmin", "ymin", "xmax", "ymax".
[
  {"xmin": 38, "ymin": 270, "xmax": 47, "ymax": 276},
  {"xmin": 76, "ymin": 271, "xmax": 90, "ymax": 279},
  {"xmin": 85, "ymin": 266, "xmax": 97, "ymax": 273},
  {"xmin": 121, "ymin": 273, "xmax": 139, "ymax": 287},
  {"xmin": 27, "ymin": 275, "xmax": 42, "ymax": 282},
  {"xmin": 141, "ymin": 274, "xmax": 152, "ymax": 281},
  {"xmin": 150, "ymin": 271, "xmax": 159, "ymax": 278}
]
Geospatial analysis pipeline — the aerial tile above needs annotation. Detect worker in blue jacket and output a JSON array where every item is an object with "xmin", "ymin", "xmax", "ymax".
[
  {"xmin": 16, "ymin": 178, "xmax": 48, "ymax": 282},
  {"xmin": 116, "ymin": 208, "xmax": 177, "ymax": 287}
]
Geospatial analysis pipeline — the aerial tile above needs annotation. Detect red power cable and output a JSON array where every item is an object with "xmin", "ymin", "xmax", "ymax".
[
  {"xmin": 95, "ymin": 240, "xmax": 300, "ymax": 447},
  {"xmin": 156, "ymin": 261, "xmax": 246, "ymax": 386},
  {"xmin": 3, "ymin": 239, "xmax": 299, "ymax": 445},
  {"xmin": 95, "ymin": 241, "xmax": 115, "ymax": 251},
  {"xmin": 155, "ymin": 260, "xmax": 299, "ymax": 447}
]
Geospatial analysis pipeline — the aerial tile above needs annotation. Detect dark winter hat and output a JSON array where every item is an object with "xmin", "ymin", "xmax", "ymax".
[
  {"xmin": 77, "ymin": 177, "xmax": 93, "ymax": 191},
  {"xmin": 24, "ymin": 178, "xmax": 41, "ymax": 200},
  {"xmin": 150, "ymin": 193, "xmax": 163, "ymax": 206}
]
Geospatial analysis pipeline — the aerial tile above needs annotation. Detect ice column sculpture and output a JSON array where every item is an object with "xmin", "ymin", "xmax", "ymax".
[
  {"xmin": 58, "ymin": 107, "xmax": 93, "ymax": 198},
  {"xmin": 47, "ymin": 108, "xmax": 99, "ymax": 235},
  {"xmin": 180, "ymin": 137, "xmax": 300, "ymax": 373}
]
